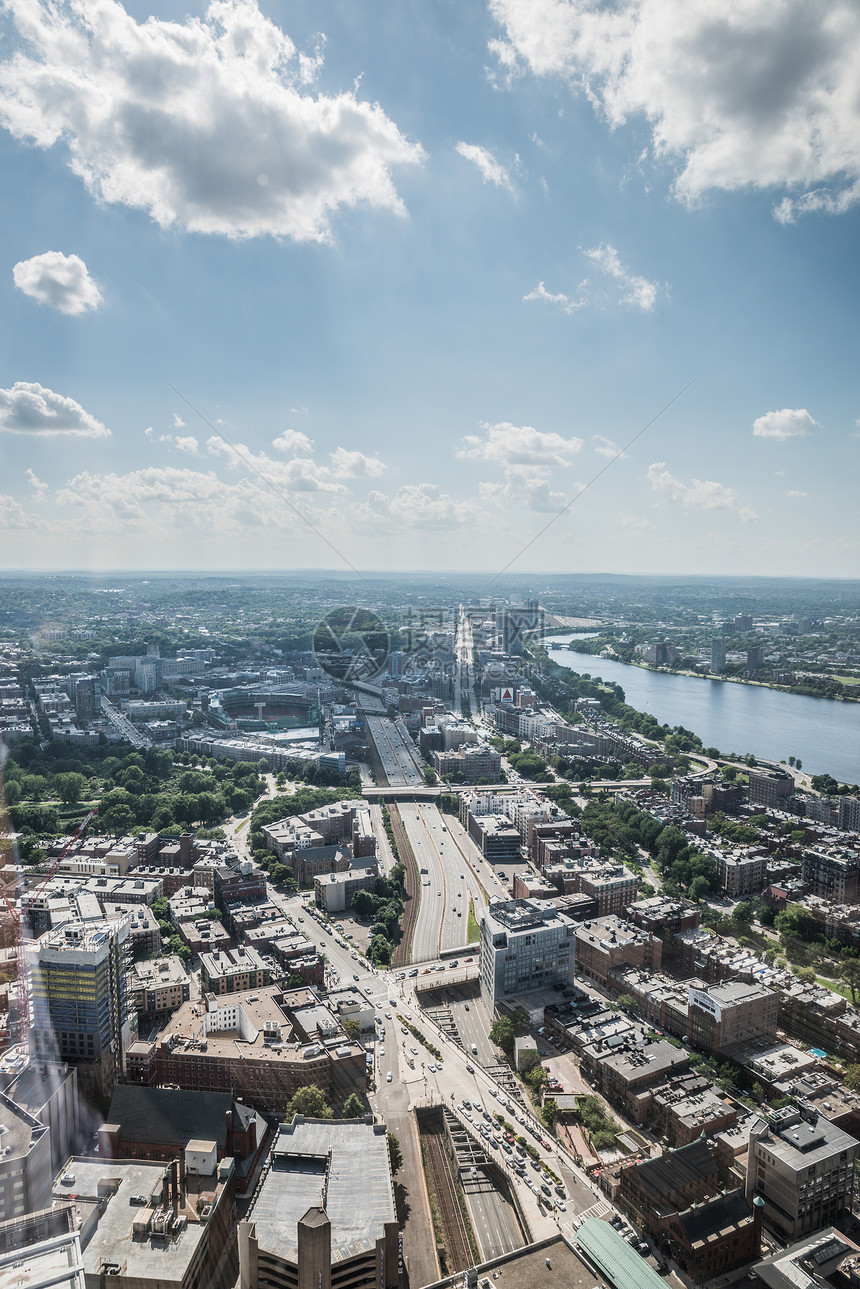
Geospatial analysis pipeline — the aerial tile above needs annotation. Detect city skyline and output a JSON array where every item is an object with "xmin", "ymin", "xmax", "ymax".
[{"xmin": 1, "ymin": 0, "xmax": 858, "ymax": 575}]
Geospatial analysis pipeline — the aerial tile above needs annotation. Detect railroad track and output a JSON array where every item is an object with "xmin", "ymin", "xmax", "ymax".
[
  {"xmin": 389, "ymin": 805, "xmax": 419, "ymax": 967},
  {"xmin": 421, "ymin": 1116, "xmax": 474, "ymax": 1273}
]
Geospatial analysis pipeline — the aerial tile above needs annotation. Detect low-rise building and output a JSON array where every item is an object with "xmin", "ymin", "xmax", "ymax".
[
  {"xmin": 581, "ymin": 1030, "xmax": 691, "ymax": 1118},
  {"xmin": 687, "ymin": 981, "xmax": 778, "ymax": 1058},
  {"xmin": 125, "ymin": 986, "xmax": 365, "ymax": 1115},
  {"xmin": 98, "ymin": 1085, "xmax": 267, "ymax": 1194},
  {"xmin": 314, "ymin": 867, "xmax": 377, "ymax": 913},
  {"xmin": 131, "ymin": 957, "xmax": 192, "ymax": 1017},
  {"xmin": 573, "ymin": 915, "xmax": 662, "ymax": 987},
  {"xmin": 51, "ymin": 1154, "xmax": 235, "ymax": 1289},
  {"xmin": 199, "ymin": 945, "xmax": 271, "ymax": 996}
]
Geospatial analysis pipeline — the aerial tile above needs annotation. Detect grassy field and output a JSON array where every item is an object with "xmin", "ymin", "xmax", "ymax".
[{"xmin": 467, "ymin": 897, "xmax": 480, "ymax": 943}]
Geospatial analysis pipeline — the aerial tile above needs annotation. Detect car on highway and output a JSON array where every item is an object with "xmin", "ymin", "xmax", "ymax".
[{"xmin": 353, "ymin": 973, "xmax": 359, "ymax": 980}]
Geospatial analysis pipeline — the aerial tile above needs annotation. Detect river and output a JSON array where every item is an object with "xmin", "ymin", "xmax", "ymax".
[{"xmin": 545, "ymin": 635, "xmax": 860, "ymax": 784}]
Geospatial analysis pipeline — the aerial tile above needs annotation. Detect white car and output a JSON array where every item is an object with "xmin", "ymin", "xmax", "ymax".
[{"xmin": 386, "ymin": 1072, "xmax": 392, "ymax": 1082}]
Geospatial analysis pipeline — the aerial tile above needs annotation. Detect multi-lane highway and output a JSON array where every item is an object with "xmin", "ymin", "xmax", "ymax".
[
  {"xmin": 397, "ymin": 802, "xmax": 484, "ymax": 959},
  {"xmin": 365, "ymin": 713, "xmax": 425, "ymax": 787}
]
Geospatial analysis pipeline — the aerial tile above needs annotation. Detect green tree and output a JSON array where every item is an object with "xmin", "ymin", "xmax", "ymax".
[
  {"xmin": 843, "ymin": 1065, "xmax": 860, "ymax": 1092},
  {"xmin": 55, "ymin": 772, "xmax": 86, "ymax": 805},
  {"xmin": 286, "ymin": 1085, "xmax": 333, "ymax": 1120},
  {"xmin": 732, "ymin": 902, "xmax": 753, "ymax": 923},
  {"xmin": 102, "ymin": 803, "xmax": 135, "ymax": 835},
  {"xmin": 342, "ymin": 1093, "xmax": 365, "ymax": 1119},
  {"xmin": 489, "ymin": 1017, "xmax": 516, "ymax": 1054},
  {"xmin": 689, "ymin": 874, "xmax": 711, "ymax": 902},
  {"xmin": 387, "ymin": 1132, "xmax": 403, "ymax": 1174},
  {"xmin": 776, "ymin": 903, "xmax": 809, "ymax": 940},
  {"xmin": 342, "ymin": 1018, "xmax": 360, "ymax": 1041},
  {"xmin": 525, "ymin": 1064, "xmax": 549, "ymax": 1093},
  {"xmin": 542, "ymin": 1098, "xmax": 558, "ymax": 1129},
  {"xmin": 794, "ymin": 966, "xmax": 817, "ymax": 984},
  {"xmin": 841, "ymin": 959, "xmax": 860, "ymax": 1004}
]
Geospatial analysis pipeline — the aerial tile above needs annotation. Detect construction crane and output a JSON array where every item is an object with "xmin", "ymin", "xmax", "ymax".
[{"xmin": 0, "ymin": 807, "xmax": 98, "ymax": 1045}]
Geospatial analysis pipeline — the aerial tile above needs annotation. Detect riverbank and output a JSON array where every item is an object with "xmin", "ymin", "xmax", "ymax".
[
  {"xmin": 542, "ymin": 636, "xmax": 860, "ymax": 783},
  {"xmin": 548, "ymin": 640, "xmax": 860, "ymax": 706}
]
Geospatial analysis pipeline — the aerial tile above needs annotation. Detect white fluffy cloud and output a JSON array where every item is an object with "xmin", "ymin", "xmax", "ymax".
[
  {"xmin": 647, "ymin": 461, "xmax": 757, "ymax": 520},
  {"xmin": 12, "ymin": 251, "xmax": 102, "ymax": 314},
  {"xmin": 752, "ymin": 408, "xmax": 819, "ymax": 439},
  {"xmin": 489, "ymin": 0, "xmax": 860, "ymax": 218},
  {"xmin": 455, "ymin": 142, "xmax": 513, "ymax": 190},
  {"xmin": 480, "ymin": 473, "xmax": 569, "ymax": 513},
  {"xmin": 329, "ymin": 447, "xmax": 385, "ymax": 478},
  {"xmin": 458, "ymin": 420, "xmax": 583, "ymax": 466},
  {"xmin": 386, "ymin": 483, "xmax": 472, "ymax": 527},
  {"xmin": 525, "ymin": 243, "xmax": 660, "ymax": 314},
  {"xmin": 273, "ymin": 429, "xmax": 314, "ymax": 455},
  {"xmin": 206, "ymin": 434, "xmax": 386, "ymax": 493},
  {"xmin": 0, "ymin": 494, "xmax": 40, "ymax": 528},
  {"xmin": 0, "ymin": 382, "xmax": 110, "ymax": 437},
  {"xmin": 0, "ymin": 0, "xmax": 424, "ymax": 242},
  {"xmin": 144, "ymin": 425, "xmax": 199, "ymax": 453}
]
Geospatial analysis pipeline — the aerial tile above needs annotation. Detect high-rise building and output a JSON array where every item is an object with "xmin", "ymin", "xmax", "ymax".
[
  {"xmin": 747, "ymin": 1108, "xmax": 859, "ymax": 1241},
  {"xmin": 72, "ymin": 675, "xmax": 99, "ymax": 721},
  {"xmin": 28, "ymin": 919, "xmax": 132, "ymax": 1100},
  {"xmin": 747, "ymin": 646, "xmax": 765, "ymax": 672},
  {"xmin": 479, "ymin": 898, "xmax": 576, "ymax": 1005},
  {"xmin": 838, "ymin": 796, "xmax": 860, "ymax": 833},
  {"xmin": 710, "ymin": 638, "xmax": 726, "ymax": 673}
]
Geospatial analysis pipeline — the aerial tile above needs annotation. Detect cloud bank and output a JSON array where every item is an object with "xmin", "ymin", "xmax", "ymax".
[
  {"xmin": 0, "ymin": 0, "xmax": 424, "ymax": 241},
  {"xmin": 0, "ymin": 382, "xmax": 110, "ymax": 437},
  {"xmin": 489, "ymin": 0, "xmax": 860, "ymax": 218}
]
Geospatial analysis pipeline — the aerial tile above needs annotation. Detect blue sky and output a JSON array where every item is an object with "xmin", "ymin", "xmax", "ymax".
[{"xmin": 0, "ymin": 0, "xmax": 858, "ymax": 575}]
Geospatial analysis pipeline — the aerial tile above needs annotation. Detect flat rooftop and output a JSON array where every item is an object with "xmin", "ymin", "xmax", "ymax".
[
  {"xmin": 485, "ymin": 898, "xmax": 563, "ymax": 932},
  {"xmin": 423, "ymin": 1235, "xmax": 607, "ymax": 1289},
  {"xmin": 249, "ymin": 1117, "xmax": 395, "ymax": 1264},
  {"xmin": 54, "ymin": 1158, "xmax": 208, "ymax": 1282}
]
